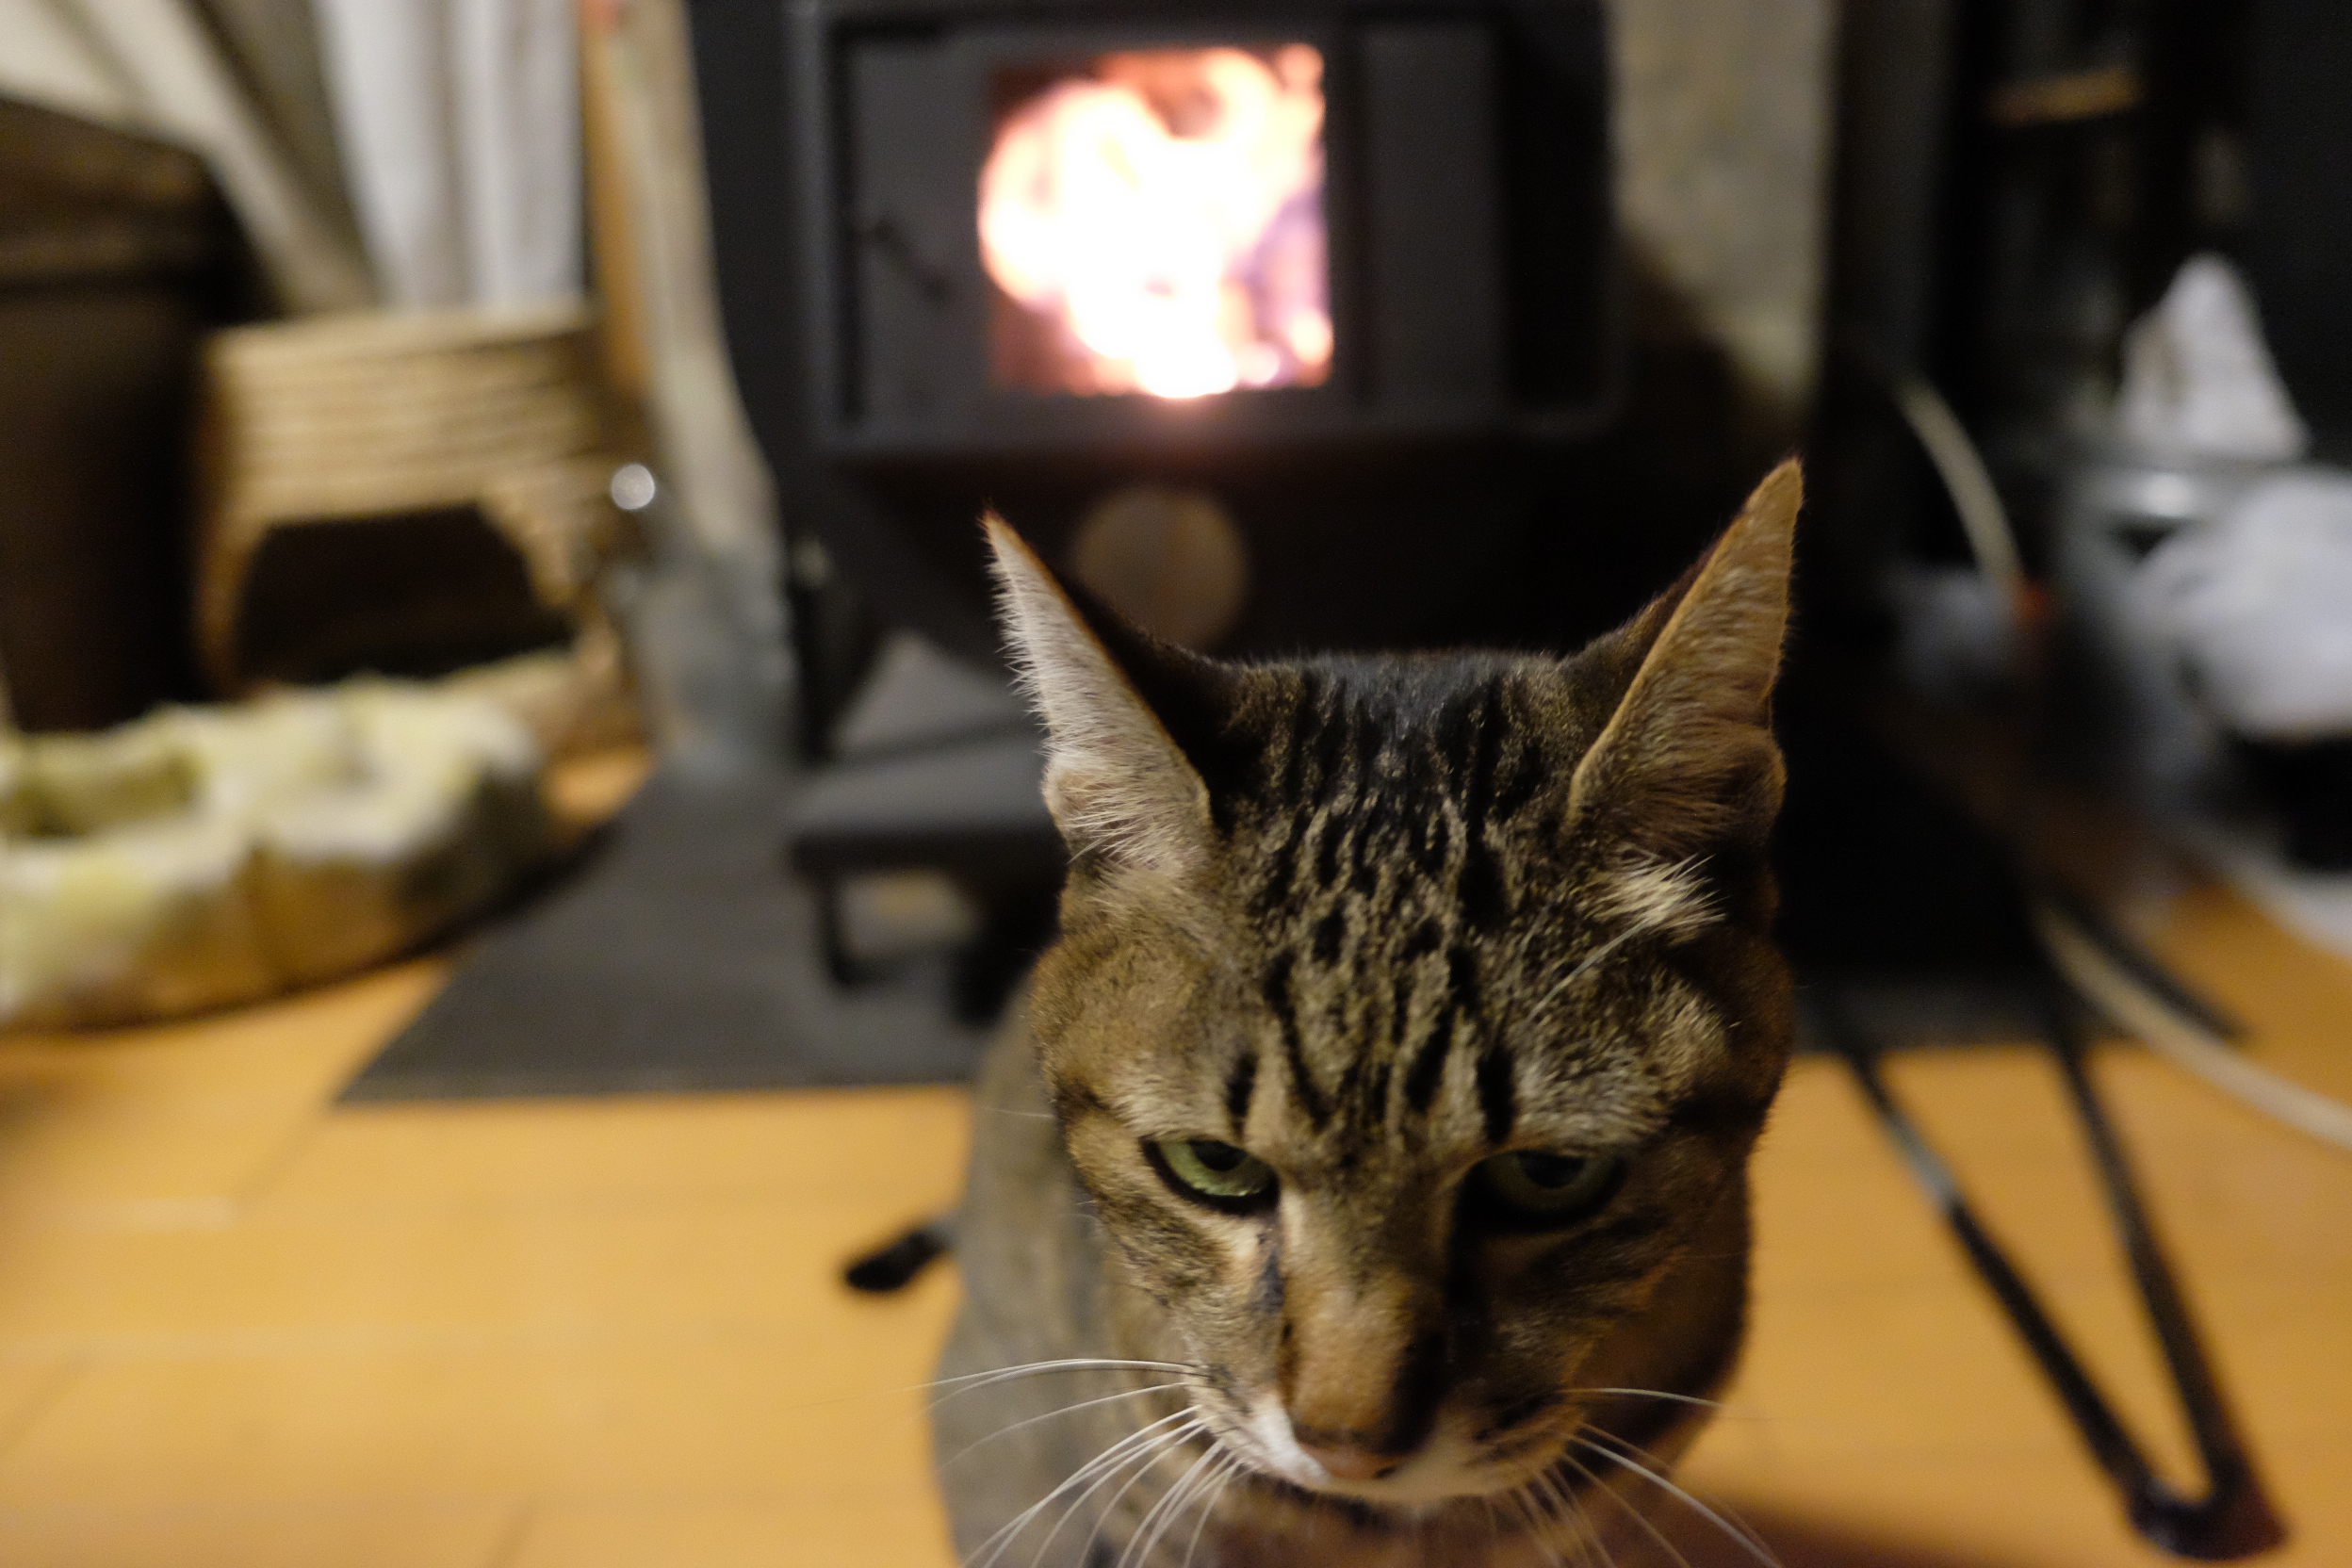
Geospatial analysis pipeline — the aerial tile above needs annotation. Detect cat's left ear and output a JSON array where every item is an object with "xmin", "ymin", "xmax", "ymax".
[
  {"xmin": 1568, "ymin": 459, "xmax": 1800, "ymax": 862},
  {"xmin": 985, "ymin": 514, "xmax": 1217, "ymax": 880}
]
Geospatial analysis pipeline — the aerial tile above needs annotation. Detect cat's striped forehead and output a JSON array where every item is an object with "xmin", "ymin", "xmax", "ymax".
[
  {"xmin": 1228, "ymin": 659, "xmax": 1563, "ymax": 928},
  {"xmin": 1115, "ymin": 653, "xmax": 1729, "ymax": 1166}
]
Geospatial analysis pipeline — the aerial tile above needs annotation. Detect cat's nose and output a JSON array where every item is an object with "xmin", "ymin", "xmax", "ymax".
[{"xmin": 1291, "ymin": 1429, "xmax": 1401, "ymax": 1482}]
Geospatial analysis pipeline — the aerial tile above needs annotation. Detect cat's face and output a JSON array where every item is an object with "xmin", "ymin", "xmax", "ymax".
[{"xmin": 991, "ymin": 463, "xmax": 1800, "ymax": 1510}]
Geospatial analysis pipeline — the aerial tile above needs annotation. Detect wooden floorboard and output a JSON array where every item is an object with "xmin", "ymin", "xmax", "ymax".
[{"xmin": 0, "ymin": 856, "xmax": 2343, "ymax": 1565}]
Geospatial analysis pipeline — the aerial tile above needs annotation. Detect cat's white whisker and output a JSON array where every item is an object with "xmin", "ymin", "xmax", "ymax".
[
  {"xmin": 936, "ymin": 1357, "xmax": 1200, "ymax": 1389},
  {"xmin": 1528, "ymin": 1471, "xmax": 1589, "ymax": 1568},
  {"xmin": 967, "ymin": 1409, "xmax": 1196, "ymax": 1568},
  {"xmin": 765, "ymin": 1358, "xmax": 1192, "ymax": 1422},
  {"xmin": 939, "ymin": 1381, "xmax": 1190, "ymax": 1469},
  {"xmin": 1561, "ymin": 1444, "xmax": 1697, "ymax": 1568},
  {"xmin": 1526, "ymin": 1469, "xmax": 1582, "ymax": 1568},
  {"xmin": 1116, "ymin": 1449, "xmax": 1203, "ymax": 1568},
  {"xmin": 1548, "ymin": 1475, "xmax": 1603, "ymax": 1568},
  {"xmin": 1034, "ymin": 1409, "xmax": 1205, "ymax": 1564},
  {"xmin": 1061, "ymin": 1430, "xmax": 1210, "ymax": 1568},
  {"xmin": 1565, "ymin": 1387, "xmax": 1725, "ymax": 1413},
  {"xmin": 1561, "ymin": 1485, "xmax": 1618, "ymax": 1568},
  {"xmin": 1571, "ymin": 1431, "xmax": 1781, "ymax": 1568},
  {"xmin": 1168, "ymin": 1448, "xmax": 1242, "ymax": 1565},
  {"xmin": 1062, "ymin": 1416, "xmax": 1207, "ymax": 1568},
  {"xmin": 1507, "ymin": 1484, "xmax": 1568, "ymax": 1568},
  {"xmin": 1563, "ymin": 1470, "xmax": 1621, "ymax": 1568},
  {"xmin": 1119, "ymin": 1444, "xmax": 1219, "ymax": 1568},
  {"xmin": 1180, "ymin": 1453, "xmax": 1242, "ymax": 1568},
  {"xmin": 970, "ymin": 1457, "xmax": 1122, "ymax": 1568},
  {"xmin": 926, "ymin": 1357, "xmax": 1200, "ymax": 1411}
]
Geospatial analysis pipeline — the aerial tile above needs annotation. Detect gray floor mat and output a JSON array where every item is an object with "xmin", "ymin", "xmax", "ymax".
[{"xmin": 341, "ymin": 765, "xmax": 989, "ymax": 1101}]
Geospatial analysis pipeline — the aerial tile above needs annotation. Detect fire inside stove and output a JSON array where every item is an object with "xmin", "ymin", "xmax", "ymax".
[{"xmin": 979, "ymin": 44, "xmax": 1332, "ymax": 400}]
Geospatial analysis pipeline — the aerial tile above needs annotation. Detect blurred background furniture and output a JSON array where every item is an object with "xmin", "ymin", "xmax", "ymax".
[
  {"xmin": 0, "ymin": 98, "xmax": 233, "ymax": 734},
  {"xmin": 192, "ymin": 302, "xmax": 638, "ymax": 755}
]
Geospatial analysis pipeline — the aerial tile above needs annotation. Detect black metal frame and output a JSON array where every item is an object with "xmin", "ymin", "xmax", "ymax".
[{"xmin": 1817, "ymin": 977, "xmax": 2286, "ymax": 1560}]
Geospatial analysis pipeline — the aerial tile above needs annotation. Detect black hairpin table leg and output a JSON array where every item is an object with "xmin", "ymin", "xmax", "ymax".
[{"xmin": 1817, "ymin": 988, "xmax": 2287, "ymax": 1561}]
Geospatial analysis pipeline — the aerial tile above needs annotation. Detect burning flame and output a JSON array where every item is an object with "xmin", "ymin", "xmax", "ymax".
[{"xmin": 979, "ymin": 44, "xmax": 1331, "ymax": 400}]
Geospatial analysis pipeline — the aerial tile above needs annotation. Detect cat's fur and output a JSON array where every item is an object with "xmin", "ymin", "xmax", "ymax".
[{"xmin": 938, "ymin": 462, "xmax": 1802, "ymax": 1566}]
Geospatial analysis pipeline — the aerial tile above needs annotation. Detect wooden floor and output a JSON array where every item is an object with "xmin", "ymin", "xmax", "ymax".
[{"xmin": 0, "ymin": 776, "xmax": 2345, "ymax": 1564}]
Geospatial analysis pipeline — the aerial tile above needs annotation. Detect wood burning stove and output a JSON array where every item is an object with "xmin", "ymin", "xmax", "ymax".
[{"xmin": 694, "ymin": 0, "xmax": 1611, "ymax": 664}]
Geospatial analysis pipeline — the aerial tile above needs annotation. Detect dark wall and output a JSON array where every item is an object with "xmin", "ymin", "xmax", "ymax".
[{"xmin": 2245, "ymin": 0, "xmax": 2352, "ymax": 446}]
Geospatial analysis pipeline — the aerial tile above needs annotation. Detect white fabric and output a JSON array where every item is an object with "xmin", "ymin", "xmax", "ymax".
[
  {"xmin": 315, "ymin": 0, "xmax": 580, "ymax": 310},
  {"xmin": 2132, "ymin": 468, "xmax": 2352, "ymax": 739},
  {"xmin": 451, "ymin": 0, "xmax": 581, "ymax": 307},
  {"xmin": 2117, "ymin": 253, "xmax": 2311, "ymax": 463},
  {"xmin": 314, "ymin": 0, "xmax": 466, "ymax": 307}
]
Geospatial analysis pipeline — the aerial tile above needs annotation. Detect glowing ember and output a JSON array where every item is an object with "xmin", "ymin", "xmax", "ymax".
[{"xmin": 980, "ymin": 44, "xmax": 1331, "ymax": 400}]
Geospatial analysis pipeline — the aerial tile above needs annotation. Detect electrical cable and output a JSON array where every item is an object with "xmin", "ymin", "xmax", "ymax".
[
  {"xmin": 1892, "ymin": 373, "xmax": 2028, "ymax": 604},
  {"xmin": 2032, "ymin": 893, "xmax": 2352, "ymax": 1153}
]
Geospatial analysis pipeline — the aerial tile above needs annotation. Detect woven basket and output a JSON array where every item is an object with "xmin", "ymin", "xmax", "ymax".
[{"xmin": 194, "ymin": 303, "xmax": 619, "ymax": 691}]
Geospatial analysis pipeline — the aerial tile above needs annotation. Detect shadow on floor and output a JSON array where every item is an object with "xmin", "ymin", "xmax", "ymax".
[{"xmin": 1658, "ymin": 1500, "xmax": 2046, "ymax": 1568}]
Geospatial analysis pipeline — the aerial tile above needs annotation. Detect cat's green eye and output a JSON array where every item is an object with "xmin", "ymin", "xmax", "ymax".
[
  {"xmin": 1471, "ymin": 1149, "xmax": 1623, "ymax": 1226},
  {"xmin": 1148, "ymin": 1138, "xmax": 1277, "ymax": 1210}
]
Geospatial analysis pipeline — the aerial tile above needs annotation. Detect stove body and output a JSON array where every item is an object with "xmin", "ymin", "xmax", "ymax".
[{"xmin": 694, "ymin": 0, "xmax": 1613, "ymax": 662}]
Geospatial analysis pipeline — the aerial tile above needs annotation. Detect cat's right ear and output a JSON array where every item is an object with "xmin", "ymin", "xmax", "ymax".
[
  {"xmin": 985, "ymin": 514, "xmax": 1216, "ymax": 880},
  {"xmin": 1567, "ymin": 460, "xmax": 1800, "ymax": 865}
]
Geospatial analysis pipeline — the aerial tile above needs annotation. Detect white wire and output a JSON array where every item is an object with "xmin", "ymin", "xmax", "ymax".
[
  {"xmin": 1892, "ymin": 373, "xmax": 2028, "ymax": 603},
  {"xmin": 2031, "ymin": 896, "xmax": 2352, "ymax": 1155}
]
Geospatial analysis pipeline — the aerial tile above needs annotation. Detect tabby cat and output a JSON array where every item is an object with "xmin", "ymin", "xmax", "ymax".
[{"xmin": 936, "ymin": 462, "xmax": 1803, "ymax": 1567}]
